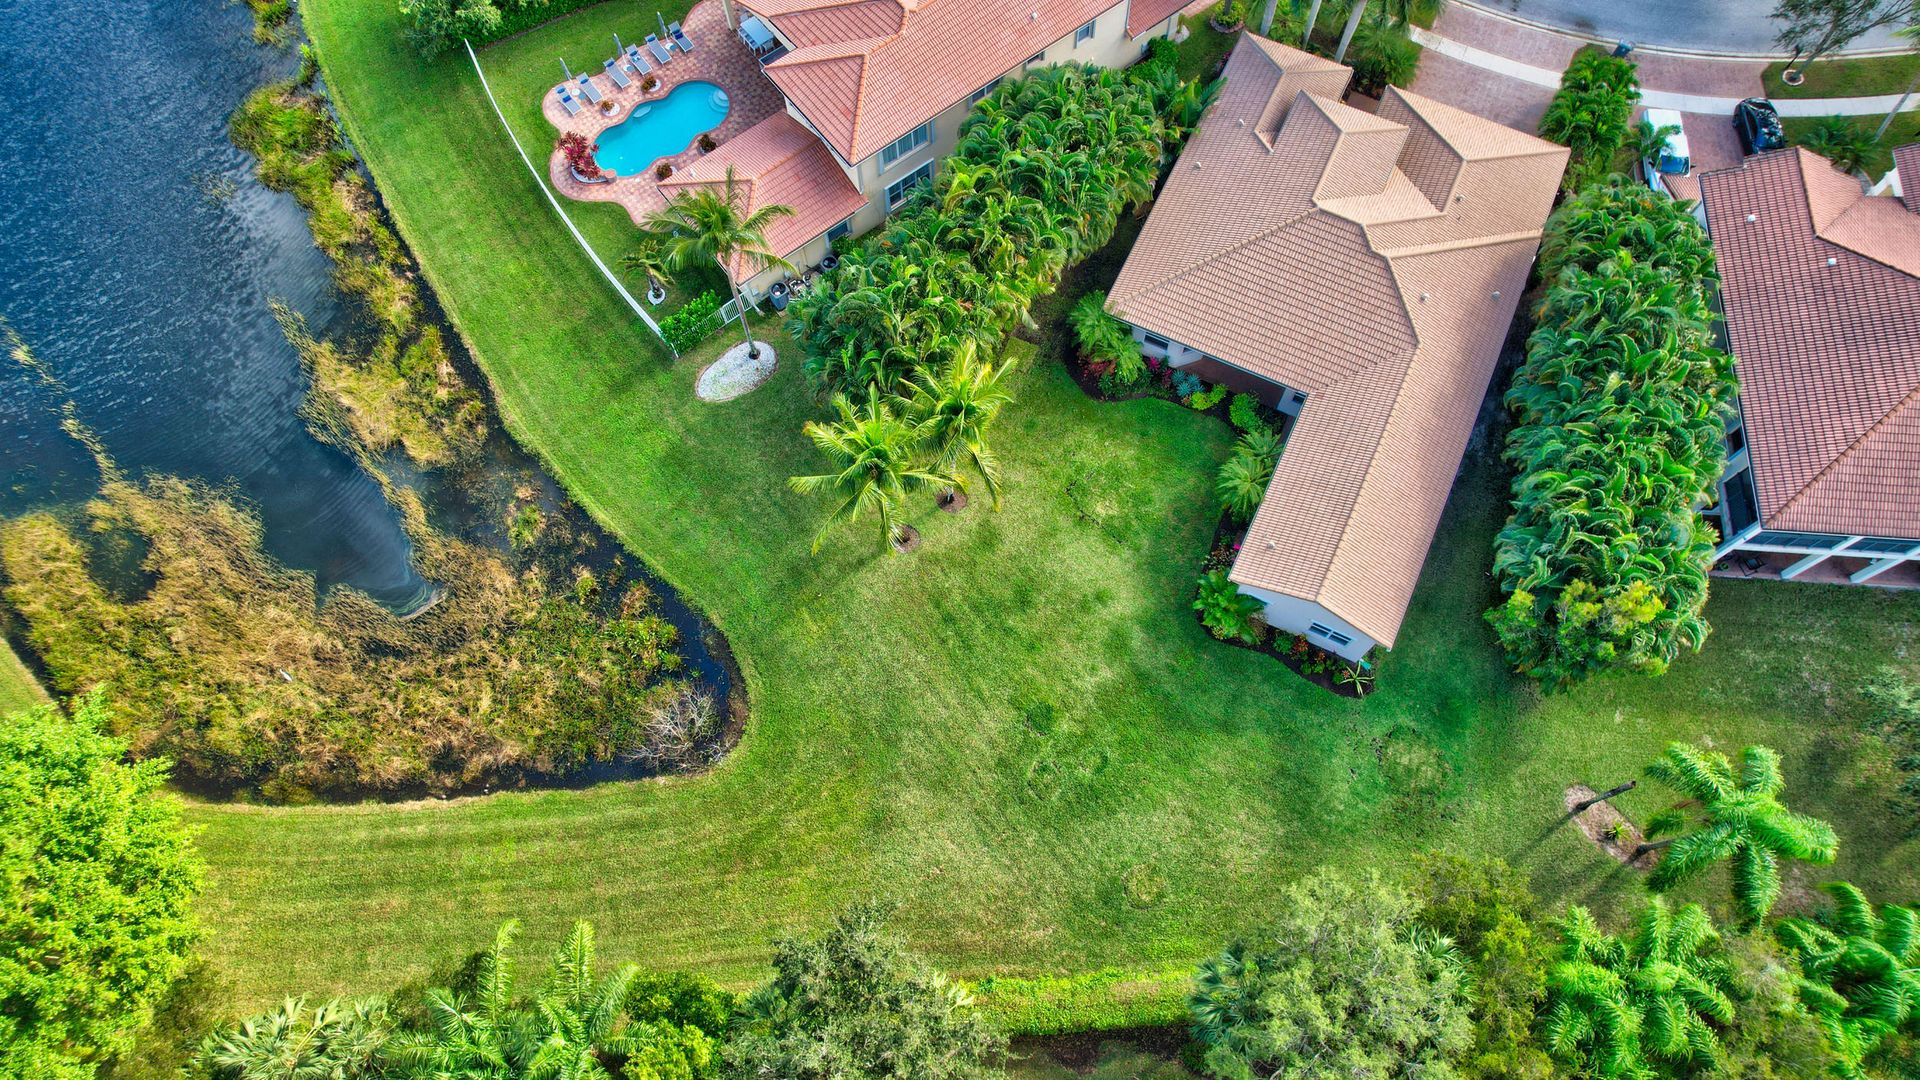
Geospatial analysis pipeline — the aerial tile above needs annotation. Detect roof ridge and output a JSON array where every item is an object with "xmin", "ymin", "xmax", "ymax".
[
  {"xmin": 1385, "ymin": 86, "xmax": 1564, "ymax": 161},
  {"xmin": 1770, "ymin": 373, "xmax": 1920, "ymax": 524},
  {"xmin": 1367, "ymin": 228, "xmax": 1548, "ymax": 259}
]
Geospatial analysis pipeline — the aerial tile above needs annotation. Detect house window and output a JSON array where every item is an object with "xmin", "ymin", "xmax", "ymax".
[
  {"xmin": 1725, "ymin": 425, "xmax": 1745, "ymax": 455},
  {"xmin": 1075, "ymin": 18, "xmax": 1096, "ymax": 45},
  {"xmin": 878, "ymin": 121, "xmax": 933, "ymax": 171},
  {"xmin": 1290, "ymin": 391, "xmax": 1307, "ymax": 405},
  {"xmin": 1308, "ymin": 623, "xmax": 1353, "ymax": 648},
  {"xmin": 1847, "ymin": 537, "xmax": 1920, "ymax": 555},
  {"xmin": 969, "ymin": 78, "xmax": 1002, "ymax": 105},
  {"xmin": 1750, "ymin": 530, "xmax": 1849, "ymax": 550},
  {"xmin": 1142, "ymin": 334, "xmax": 1169, "ymax": 351},
  {"xmin": 885, "ymin": 159, "xmax": 935, "ymax": 210},
  {"xmin": 1025, "ymin": 50, "xmax": 1046, "ymax": 67},
  {"xmin": 825, "ymin": 217, "xmax": 853, "ymax": 246}
]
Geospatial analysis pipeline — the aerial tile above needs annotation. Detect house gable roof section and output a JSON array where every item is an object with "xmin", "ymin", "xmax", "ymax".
[
  {"xmin": 1107, "ymin": 34, "xmax": 1566, "ymax": 646},
  {"xmin": 1699, "ymin": 147, "xmax": 1920, "ymax": 539},
  {"xmin": 758, "ymin": 0, "xmax": 1126, "ymax": 163},
  {"xmin": 659, "ymin": 112, "xmax": 867, "ymax": 281}
]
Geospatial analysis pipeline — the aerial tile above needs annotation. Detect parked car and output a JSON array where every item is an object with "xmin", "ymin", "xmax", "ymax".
[
  {"xmin": 1642, "ymin": 108, "xmax": 1692, "ymax": 190},
  {"xmin": 1734, "ymin": 97, "xmax": 1786, "ymax": 155}
]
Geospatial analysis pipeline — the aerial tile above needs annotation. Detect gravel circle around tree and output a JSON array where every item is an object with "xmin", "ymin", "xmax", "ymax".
[{"xmin": 695, "ymin": 341, "xmax": 777, "ymax": 402}]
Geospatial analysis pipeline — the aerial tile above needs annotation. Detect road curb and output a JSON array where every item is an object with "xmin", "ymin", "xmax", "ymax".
[{"xmin": 1444, "ymin": 0, "xmax": 1913, "ymax": 61}]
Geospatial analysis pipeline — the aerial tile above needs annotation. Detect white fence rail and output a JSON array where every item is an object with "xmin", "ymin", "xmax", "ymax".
[{"xmin": 464, "ymin": 40, "xmax": 674, "ymax": 355}]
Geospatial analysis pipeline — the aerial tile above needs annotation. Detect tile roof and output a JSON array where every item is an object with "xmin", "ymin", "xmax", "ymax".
[
  {"xmin": 1699, "ymin": 147, "xmax": 1920, "ymax": 539},
  {"xmin": 1897, "ymin": 143, "xmax": 1920, "ymax": 213},
  {"xmin": 1125, "ymin": 0, "xmax": 1188, "ymax": 37},
  {"xmin": 751, "ymin": 0, "xmax": 1122, "ymax": 163},
  {"xmin": 659, "ymin": 112, "xmax": 867, "ymax": 280},
  {"xmin": 1107, "ymin": 34, "xmax": 1566, "ymax": 646}
]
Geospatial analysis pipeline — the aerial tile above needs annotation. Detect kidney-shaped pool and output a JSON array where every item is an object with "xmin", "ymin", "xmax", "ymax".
[{"xmin": 594, "ymin": 81, "xmax": 730, "ymax": 175}]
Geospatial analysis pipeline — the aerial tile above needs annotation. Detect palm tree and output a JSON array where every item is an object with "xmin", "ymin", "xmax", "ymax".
[
  {"xmin": 523, "ymin": 921, "xmax": 640, "ymax": 1080},
  {"xmin": 387, "ymin": 920, "xmax": 530, "ymax": 1078},
  {"xmin": 620, "ymin": 236, "xmax": 671, "ymax": 303},
  {"xmin": 199, "ymin": 997, "xmax": 391, "ymax": 1080},
  {"xmin": 789, "ymin": 393, "xmax": 955, "ymax": 553},
  {"xmin": 1542, "ymin": 899, "xmax": 1737, "ymax": 1078},
  {"xmin": 905, "ymin": 340, "xmax": 1017, "ymax": 510},
  {"xmin": 1874, "ymin": 25, "xmax": 1920, "ymax": 143},
  {"xmin": 640, "ymin": 166, "xmax": 793, "ymax": 359},
  {"xmin": 1796, "ymin": 115, "xmax": 1878, "ymax": 176},
  {"xmin": 1630, "ymin": 116, "xmax": 1681, "ymax": 175},
  {"xmin": 1776, "ymin": 881, "xmax": 1920, "ymax": 1079},
  {"xmin": 1639, "ymin": 743, "xmax": 1839, "ymax": 927},
  {"xmin": 1334, "ymin": 0, "xmax": 1369, "ymax": 62}
]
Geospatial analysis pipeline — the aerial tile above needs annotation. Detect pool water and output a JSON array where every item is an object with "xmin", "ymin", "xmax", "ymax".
[{"xmin": 594, "ymin": 82, "xmax": 730, "ymax": 175}]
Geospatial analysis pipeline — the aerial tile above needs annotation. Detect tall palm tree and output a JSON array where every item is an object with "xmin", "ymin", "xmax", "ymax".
[
  {"xmin": 1874, "ymin": 25, "xmax": 1920, "ymax": 142},
  {"xmin": 1639, "ymin": 743, "xmax": 1839, "ymax": 927},
  {"xmin": 789, "ymin": 393, "xmax": 955, "ymax": 554},
  {"xmin": 905, "ymin": 340, "xmax": 1017, "ymax": 509},
  {"xmin": 1776, "ymin": 881, "xmax": 1920, "ymax": 1079},
  {"xmin": 640, "ymin": 167, "xmax": 793, "ymax": 359},
  {"xmin": 523, "ymin": 921, "xmax": 640, "ymax": 1080},
  {"xmin": 1542, "ymin": 899, "xmax": 1737, "ymax": 1079}
]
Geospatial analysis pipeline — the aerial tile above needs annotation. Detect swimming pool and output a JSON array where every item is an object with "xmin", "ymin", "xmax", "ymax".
[{"xmin": 593, "ymin": 82, "xmax": 730, "ymax": 176}]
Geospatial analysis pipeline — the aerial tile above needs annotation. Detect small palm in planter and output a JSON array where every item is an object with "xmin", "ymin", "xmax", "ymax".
[
  {"xmin": 620, "ymin": 237, "xmax": 672, "ymax": 305},
  {"xmin": 641, "ymin": 74, "xmax": 660, "ymax": 93},
  {"xmin": 905, "ymin": 340, "xmax": 1016, "ymax": 511},
  {"xmin": 698, "ymin": 133, "xmax": 717, "ymax": 153}
]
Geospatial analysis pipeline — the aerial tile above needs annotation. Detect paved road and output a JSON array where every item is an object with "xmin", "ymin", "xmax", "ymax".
[{"xmin": 1456, "ymin": 0, "xmax": 1910, "ymax": 55}]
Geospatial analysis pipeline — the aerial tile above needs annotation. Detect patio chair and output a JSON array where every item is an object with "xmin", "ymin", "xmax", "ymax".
[
  {"xmin": 603, "ymin": 57, "xmax": 632, "ymax": 88},
  {"xmin": 668, "ymin": 21, "xmax": 694, "ymax": 52},
  {"xmin": 625, "ymin": 44, "xmax": 652, "ymax": 75},
  {"xmin": 576, "ymin": 72, "xmax": 605, "ymax": 104},
  {"xmin": 555, "ymin": 85, "xmax": 583, "ymax": 116},
  {"xmin": 645, "ymin": 33, "xmax": 673, "ymax": 64}
]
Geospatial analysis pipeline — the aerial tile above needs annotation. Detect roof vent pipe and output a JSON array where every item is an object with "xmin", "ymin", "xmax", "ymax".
[
  {"xmin": 1746, "ymin": 213, "xmax": 1757, "ymax": 222},
  {"xmin": 1827, "ymin": 257, "xmax": 1838, "ymax": 266}
]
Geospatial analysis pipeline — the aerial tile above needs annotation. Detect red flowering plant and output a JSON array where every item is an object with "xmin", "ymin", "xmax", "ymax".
[{"xmin": 558, "ymin": 132, "xmax": 602, "ymax": 180}]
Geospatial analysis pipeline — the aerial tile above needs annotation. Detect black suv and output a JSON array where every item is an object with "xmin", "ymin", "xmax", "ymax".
[{"xmin": 1734, "ymin": 98, "xmax": 1786, "ymax": 155}]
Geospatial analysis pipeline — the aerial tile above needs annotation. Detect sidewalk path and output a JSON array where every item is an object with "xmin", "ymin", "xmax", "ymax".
[{"xmin": 1411, "ymin": 23, "xmax": 1920, "ymax": 117}]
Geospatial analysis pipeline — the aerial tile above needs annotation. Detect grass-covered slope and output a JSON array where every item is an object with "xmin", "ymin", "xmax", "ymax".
[
  {"xmin": 0, "ymin": 638, "xmax": 47, "ymax": 715},
  {"xmin": 181, "ymin": 0, "xmax": 1920, "ymax": 1020}
]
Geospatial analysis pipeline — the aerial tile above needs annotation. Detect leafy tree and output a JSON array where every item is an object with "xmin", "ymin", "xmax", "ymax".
[
  {"xmin": 1543, "ymin": 899, "xmax": 1737, "ymax": 1078},
  {"xmin": 1794, "ymin": 115, "xmax": 1879, "ymax": 174},
  {"xmin": 1539, "ymin": 51, "xmax": 1642, "ymax": 192},
  {"xmin": 0, "ymin": 697, "xmax": 201, "ymax": 1079},
  {"xmin": 1776, "ymin": 881, "xmax": 1920, "ymax": 1077},
  {"xmin": 723, "ymin": 901, "xmax": 1005, "ymax": 1079},
  {"xmin": 1410, "ymin": 855, "xmax": 1555, "ymax": 1080},
  {"xmin": 1641, "ymin": 743, "xmax": 1839, "ymax": 927},
  {"xmin": 1190, "ymin": 869, "xmax": 1473, "ymax": 1080},
  {"xmin": 197, "ymin": 997, "xmax": 391, "ymax": 1080},
  {"xmin": 399, "ymin": 0, "xmax": 504, "ymax": 58},
  {"xmin": 640, "ymin": 168, "xmax": 793, "ymax": 360},
  {"xmin": 1194, "ymin": 569, "xmax": 1265, "ymax": 644},
  {"xmin": 905, "ymin": 341, "xmax": 1017, "ymax": 509},
  {"xmin": 789, "ymin": 394, "xmax": 955, "ymax": 553},
  {"xmin": 1070, "ymin": 291, "xmax": 1143, "ymax": 384},
  {"xmin": 1772, "ymin": 0, "xmax": 1920, "ymax": 74}
]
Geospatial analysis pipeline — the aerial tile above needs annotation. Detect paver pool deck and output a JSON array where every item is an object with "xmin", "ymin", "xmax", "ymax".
[{"xmin": 544, "ymin": 0, "xmax": 784, "ymax": 224}]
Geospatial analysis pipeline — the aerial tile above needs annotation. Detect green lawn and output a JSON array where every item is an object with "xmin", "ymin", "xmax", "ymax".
[
  {"xmin": 1784, "ymin": 112, "xmax": 1920, "ymax": 179},
  {"xmin": 180, "ymin": 0, "xmax": 1920, "ymax": 1027},
  {"xmin": 0, "ymin": 638, "xmax": 47, "ymax": 715},
  {"xmin": 1765, "ymin": 52, "xmax": 1920, "ymax": 99}
]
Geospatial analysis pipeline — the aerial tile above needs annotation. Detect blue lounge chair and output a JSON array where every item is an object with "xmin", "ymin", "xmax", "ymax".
[
  {"xmin": 625, "ymin": 44, "xmax": 652, "ymax": 75},
  {"xmin": 603, "ymin": 57, "xmax": 632, "ymax": 88},
  {"xmin": 576, "ymin": 72, "xmax": 605, "ymax": 104},
  {"xmin": 668, "ymin": 21, "xmax": 694, "ymax": 52},
  {"xmin": 645, "ymin": 34, "xmax": 673, "ymax": 64},
  {"xmin": 555, "ymin": 85, "xmax": 583, "ymax": 116}
]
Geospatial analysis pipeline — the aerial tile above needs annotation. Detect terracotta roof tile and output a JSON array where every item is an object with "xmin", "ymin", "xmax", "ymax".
[
  {"xmin": 1896, "ymin": 143, "xmax": 1920, "ymax": 213},
  {"xmin": 755, "ymin": 0, "xmax": 1121, "ymax": 162},
  {"xmin": 1108, "ymin": 35, "xmax": 1566, "ymax": 645},
  {"xmin": 1699, "ymin": 147, "xmax": 1920, "ymax": 538},
  {"xmin": 1125, "ymin": 0, "xmax": 1188, "ymax": 37},
  {"xmin": 660, "ymin": 112, "xmax": 866, "ymax": 280}
]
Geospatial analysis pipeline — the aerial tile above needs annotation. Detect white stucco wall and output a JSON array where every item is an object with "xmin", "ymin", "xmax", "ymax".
[{"xmin": 1235, "ymin": 585, "xmax": 1377, "ymax": 663}]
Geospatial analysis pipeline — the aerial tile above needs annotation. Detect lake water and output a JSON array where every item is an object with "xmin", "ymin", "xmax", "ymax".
[
  {"xmin": 0, "ymin": 0, "xmax": 432, "ymax": 609},
  {"xmin": 1, "ymin": 0, "xmax": 733, "ymax": 732}
]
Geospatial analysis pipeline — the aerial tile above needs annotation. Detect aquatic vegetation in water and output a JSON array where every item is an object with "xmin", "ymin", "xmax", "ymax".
[{"xmin": 0, "ymin": 474, "xmax": 715, "ymax": 799}]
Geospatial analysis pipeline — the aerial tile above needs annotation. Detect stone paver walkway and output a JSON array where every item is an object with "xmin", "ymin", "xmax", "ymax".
[{"xmin": 544, "ymin": 0, "xmax": 785, "ymax": 225}]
